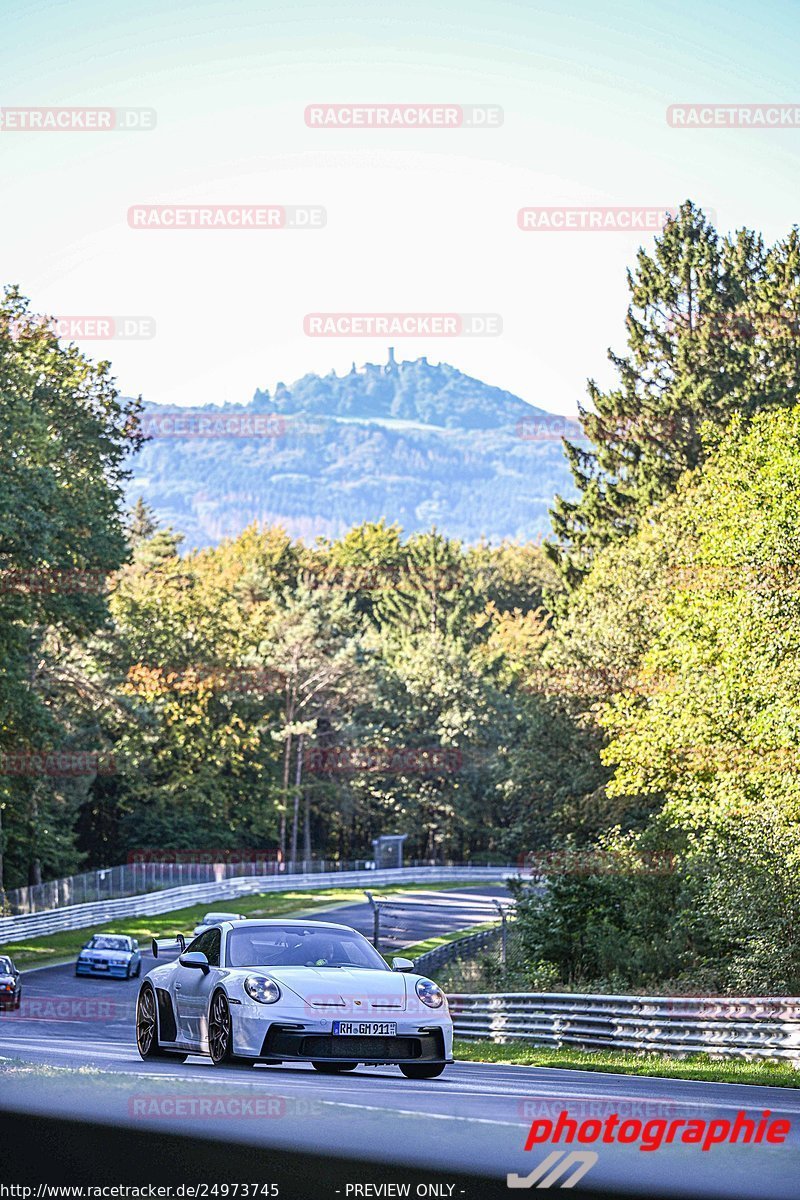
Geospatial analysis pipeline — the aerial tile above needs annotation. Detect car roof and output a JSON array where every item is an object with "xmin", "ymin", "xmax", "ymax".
[{"xmin": 224, "ymin": 918, "xmax": 360, "ymax": 933}]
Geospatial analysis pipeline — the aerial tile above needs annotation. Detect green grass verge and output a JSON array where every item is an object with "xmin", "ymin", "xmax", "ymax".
[
  {"xmin": 402, "ymin": 920, "xmax": 499, "ymax": 960},
  {"xmin": 2, "ymin": 881, "xmax": 485, "ymax": 970},
  {"xmin": 454, "ymin": 1039, "xmax": 800, "ymax": 1088}
]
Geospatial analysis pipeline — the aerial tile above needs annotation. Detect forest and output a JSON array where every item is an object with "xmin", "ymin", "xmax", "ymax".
[{"xmin": 3, "ymin": 199, "xmax": 800, "ymax": 992}]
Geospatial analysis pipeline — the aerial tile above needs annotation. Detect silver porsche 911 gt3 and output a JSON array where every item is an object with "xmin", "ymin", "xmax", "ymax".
[{"xmin": 136, "ymin": 918, "xmax": 452, "ymax": 1077}]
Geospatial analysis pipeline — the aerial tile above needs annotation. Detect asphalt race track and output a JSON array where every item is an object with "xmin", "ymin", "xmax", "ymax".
[{"xmin": 1, "ymin": 886, "xmax": 798, "ymax": 1198}]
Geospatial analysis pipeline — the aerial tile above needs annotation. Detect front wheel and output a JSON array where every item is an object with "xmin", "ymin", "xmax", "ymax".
[
  {"xmin": 399, "ymin": 1062, "xmax": 446, "ymax": 1079},
  {"xmin": 136, "ymin": 985, "xmax": 167, "ymax": 1059},
  {"xmin": 135, "ymin": 985, "xmax": 188, "ymax": 1062},
  {"xmin": 312, "ymin": 1061, "xmax": 358, "ymax": 1074},
  {"xmin": 208, "ymin": 991, "xmax": 252, "ymax": 1066}
]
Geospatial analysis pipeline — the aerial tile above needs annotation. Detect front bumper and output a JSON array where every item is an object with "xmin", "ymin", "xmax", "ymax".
[
  {"xmin": 76, "ymin": 961, "xmax": 130, "ymax": 978},
  {"xmin": 261, "ymin": 1024, "xmax": 448, "ymax": 1063},
  {"xmin": 230, "ymin": 995, "xmax": 453, "ymax": 1063}
]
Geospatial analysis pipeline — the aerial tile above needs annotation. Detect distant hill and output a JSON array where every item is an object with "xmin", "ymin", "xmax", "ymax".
[{"xmin": 127, "ymin": 350, "xmax": 582, "ymax": 548}]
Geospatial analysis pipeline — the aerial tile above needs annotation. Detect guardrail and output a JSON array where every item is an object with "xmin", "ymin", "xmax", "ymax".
[
  {"xmin": 414, "ymin": 925, "xmax": 504, "ymax": 974},
  {"xmin": 0, "ymin": 866, "xmax": 521, "ymax": 945},
  {"xmin": 448, "ymin": 992, "xmax": 800, "ymax": 1063}
]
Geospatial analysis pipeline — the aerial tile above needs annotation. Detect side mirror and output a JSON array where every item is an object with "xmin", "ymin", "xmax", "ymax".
[
  {"xmin": 132, "ymin": 940, "xmax": 139, "ymax": 950},
  {"xmin": 391, "ymin": 956, "xmax": 415, "ymax": 973},
  {"xmin": 179, "ymin": 951, "xmax": 210, "ymax": 973}
]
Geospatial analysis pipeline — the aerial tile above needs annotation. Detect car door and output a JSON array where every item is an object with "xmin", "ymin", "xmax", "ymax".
[{"xmin": 174, "ymin": 928, "xmax": 221, "ymax": 1046}]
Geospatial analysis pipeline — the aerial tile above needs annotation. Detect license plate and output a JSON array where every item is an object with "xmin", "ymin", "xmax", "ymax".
[
  {"xmin": 332, "ymin": 1020, "xmax": 397, "ymax": 1036},
  {"xmin": 93, "ymin": 962, "xmax": 108, "ymax": 969}
]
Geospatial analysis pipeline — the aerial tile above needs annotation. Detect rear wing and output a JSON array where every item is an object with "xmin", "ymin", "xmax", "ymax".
[{"xmin": 151, "ymin": 934, "xmax": 187, "ymax": 959}]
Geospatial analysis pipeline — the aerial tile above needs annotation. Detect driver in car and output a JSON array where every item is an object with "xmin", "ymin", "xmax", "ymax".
[{"xmin": 281, "ymin": 934, "xmax": 340, "ymax": 966}]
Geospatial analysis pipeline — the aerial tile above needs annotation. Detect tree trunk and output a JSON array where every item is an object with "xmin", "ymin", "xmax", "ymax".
[
  {"xmin": 29, "ymin": 786, "xmax": 42, "ymax": 886},
  {"xmin": 290, "ymin": 734, "xmax": 303, "ymax": 864},
  {"xmin": 280, "ymin": 679, "xmax": 298, "ymax": 860},
  {"xmin": 303, "ymin": 789, "xmax": 311, "ymax": 861},
  {"xmin": 280, "ymin": 732, "xmax": 292, "ymax": 859}
]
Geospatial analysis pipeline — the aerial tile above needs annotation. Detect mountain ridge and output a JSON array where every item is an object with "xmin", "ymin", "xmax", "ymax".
[{"xmin": 129, "ymin": 350, "xmax": 579, "ymax": 548}]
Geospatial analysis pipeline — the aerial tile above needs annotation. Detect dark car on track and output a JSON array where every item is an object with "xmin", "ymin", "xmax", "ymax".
[
  {"xmin": 75, "ymin": 934, "xmax": 142, "ymax": 979},
  {"xmin": 0, "ymin": 956, "xmax": 21, "ymax": 1009}
]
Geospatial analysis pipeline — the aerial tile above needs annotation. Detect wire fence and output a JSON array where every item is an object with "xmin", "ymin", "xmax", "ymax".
[
  {"xmin": 364, "ymin": 891, "xmax": 513, "ymax": 957},
  {"xmin": 0, "ymin": 866, "xmax": 521, "ymax": 944},
  {"xmin": 1, "ymin": 857, "xmax": 510, "ymax": 916}
]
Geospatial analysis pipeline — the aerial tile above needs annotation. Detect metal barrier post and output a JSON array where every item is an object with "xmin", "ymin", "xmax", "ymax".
[
  {"xmin": 364, "ymin": 890, "xmax": 380, "ymax": 949},
  {"xmin": 493, "ymin": 899, "xmax": 508, "ymax": 966}
]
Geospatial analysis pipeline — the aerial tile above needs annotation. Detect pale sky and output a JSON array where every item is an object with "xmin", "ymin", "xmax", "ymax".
[{"xmin": 3, "ymin": 0, "xmax": 800, "ymax": 415}]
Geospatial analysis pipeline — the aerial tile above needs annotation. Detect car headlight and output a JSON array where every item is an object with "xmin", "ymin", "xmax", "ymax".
[
  {"xmin": 415, "ymin": 979, "xmax": 446, "ymax": 1009},
  {"xmin": 243, "ymin": 975, "xmax": 281, "ymax": 1004}
]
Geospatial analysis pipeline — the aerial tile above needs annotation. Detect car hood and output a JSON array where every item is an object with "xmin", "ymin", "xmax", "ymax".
[
  {"xmin": 261, "ymin": 967, "xmax": 409, "ymax": 1011},
  {"xmin": 0, "ymin": 973, "xmax": 16, "ymax": 984}
]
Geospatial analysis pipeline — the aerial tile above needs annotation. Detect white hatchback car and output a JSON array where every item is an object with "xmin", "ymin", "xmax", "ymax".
[{"xmin": 136, "ymin": 918, "xmax": 452, "ymax": 1078}]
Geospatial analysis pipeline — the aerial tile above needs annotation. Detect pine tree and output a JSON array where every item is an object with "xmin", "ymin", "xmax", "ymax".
[
  {"xmin": 128, "ymin": 498, "xmax": 157, "ymax": 545},
  {"xmin": 547, "ymin": 202, "xmax": 800, "ymax": 586}
]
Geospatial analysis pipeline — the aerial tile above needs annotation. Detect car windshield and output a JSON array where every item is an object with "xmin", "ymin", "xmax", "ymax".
[
  {"xmin": 90, "ymin": 936, "xmax": 130, "ymax": 951},
  {"xmin": 226, "ymin": 925, "xmax": 389, "ymax": 971},
  {"xmin": 0, "ymin": 957, "xmax": 13, "ymax": 974}
]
